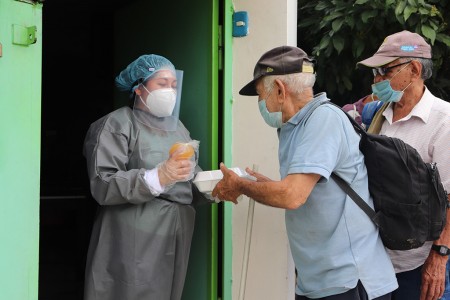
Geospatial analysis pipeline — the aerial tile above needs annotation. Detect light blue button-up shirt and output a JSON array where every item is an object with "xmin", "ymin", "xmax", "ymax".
[{"xmin": 279, "ymin": 93, "xmax": 398, "ymax": 299}]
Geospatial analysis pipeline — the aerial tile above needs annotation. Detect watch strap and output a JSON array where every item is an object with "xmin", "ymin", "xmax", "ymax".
[{"xmin": 431, "ymin": 244, "xmax": 450, "ymax": 256}]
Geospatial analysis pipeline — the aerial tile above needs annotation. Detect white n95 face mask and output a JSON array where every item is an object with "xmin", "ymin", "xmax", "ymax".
[{"xmin": 142, "ymin": 87, "xmax": 177, "ymax": 117}]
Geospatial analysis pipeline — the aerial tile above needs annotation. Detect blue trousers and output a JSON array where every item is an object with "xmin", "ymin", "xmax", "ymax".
[{"xmin": 442, "ymin": 259, "xmax": 450, "ymax": 300}]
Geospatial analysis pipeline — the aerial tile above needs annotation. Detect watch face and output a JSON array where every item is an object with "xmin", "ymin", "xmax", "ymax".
[{"xmin": 433, "ymin": 245, "xmax": 450, "ymax": 256}]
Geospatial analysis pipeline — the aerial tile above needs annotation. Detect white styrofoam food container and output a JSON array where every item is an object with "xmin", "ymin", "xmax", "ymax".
[{"xmin": 193, "ymin": 168, "xmax": 256, "ymax": 193}]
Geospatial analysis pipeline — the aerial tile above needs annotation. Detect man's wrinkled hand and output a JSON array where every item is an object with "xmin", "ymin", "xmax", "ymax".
[
  {"xmin": 420, "ymin": 254, "xmax": 447, "ymax": 300},
  {"xmin": 212, "ymin": 163, "xmax": 242, "ymax": 204}
]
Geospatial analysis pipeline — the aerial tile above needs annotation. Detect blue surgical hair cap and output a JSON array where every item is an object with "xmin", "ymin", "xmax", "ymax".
[{"xmin": 115, "ymin": 54, "xmax": 176, "ymax": 93}]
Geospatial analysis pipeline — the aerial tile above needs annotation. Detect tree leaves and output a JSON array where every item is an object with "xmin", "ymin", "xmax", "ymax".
[
  {"xmin": 332, "ymin": 19, "xmax": 345, "ymax": 32},
  {"xmin": 404, "ymin": 6, "xmax": 418, "ymax": 21},
  {"xmin": 361, "ymin": 10, "xmax": 377, "ymax": 23},
  {"xmin": 297, "ymin": 0, "xmax": 450, "ymax": 103},
  {"xmin": 333, "ymin": 35, "xmax": 345, "ymax": 54},
  {"xmin": 395, "ymin": 1, "xmax": 407, "ymax": 15},
  {"xmin": 421, "ymin": 24, "xmax": 436, "ymax": 44},
  {"xmin": 436, "ymin": 33, "xmax": 450, "ymax": 47},
  {"xmin": 352, "ymin": 39, "xmax": 365, "ymax": 58}
]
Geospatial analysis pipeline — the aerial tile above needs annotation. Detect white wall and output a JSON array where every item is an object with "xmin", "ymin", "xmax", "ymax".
[{"xmin": 231, "ymin": 1, "xmax": 298, "ymax": 299}]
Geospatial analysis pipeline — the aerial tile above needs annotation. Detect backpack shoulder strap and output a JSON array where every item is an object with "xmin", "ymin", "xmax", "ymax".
[
  {"xmin": 331, "ymin": 173, "xmax": 378, "ymax": 224},
  {"xmin": 312, "ymin": 102, "xmax": 379, "ymax": 224},
  {"xmin": 367, "ymin": 102, "xmax": 389, "ymax": 134}
]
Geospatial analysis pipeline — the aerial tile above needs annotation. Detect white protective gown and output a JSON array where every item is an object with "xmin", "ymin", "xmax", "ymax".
[{"xmin": 83, "ymin": 106, "xmax": 208, "ymax": 300}]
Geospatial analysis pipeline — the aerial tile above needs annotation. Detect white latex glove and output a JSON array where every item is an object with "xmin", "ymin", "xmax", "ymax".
[{"xmin": 157, "ymin": 147, "xmax": 196, "ymax": 187}]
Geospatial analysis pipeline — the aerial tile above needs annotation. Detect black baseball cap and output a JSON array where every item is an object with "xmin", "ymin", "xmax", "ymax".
[{"xmin": 239, "ymin": 45, "xmax": 315, "ymax": 96}]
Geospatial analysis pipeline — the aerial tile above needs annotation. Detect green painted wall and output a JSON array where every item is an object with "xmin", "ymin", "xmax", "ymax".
[
  {"xmin": 0, "ymin": 1, "xmax": 42, "ymax": 299},
  {"xmin": 222, "ymin": 1, "xmax": 234, "ymax": 298}
]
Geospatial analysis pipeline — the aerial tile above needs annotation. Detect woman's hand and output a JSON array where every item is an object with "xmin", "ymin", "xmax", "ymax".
[{"xmin": 158, "ymin": 147, "xmax": 195, "ymax": 187}]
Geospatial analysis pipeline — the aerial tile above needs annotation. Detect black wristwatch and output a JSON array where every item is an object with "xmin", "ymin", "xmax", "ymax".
[{"xmin": 431, "ymin": 244, "xmax": 450, "ymax": 256}]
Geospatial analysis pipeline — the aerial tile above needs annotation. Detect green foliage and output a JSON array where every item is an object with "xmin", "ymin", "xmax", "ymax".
[{"xmin": 297, "ymin": 0, "xmax": 450, "ymax": 105}]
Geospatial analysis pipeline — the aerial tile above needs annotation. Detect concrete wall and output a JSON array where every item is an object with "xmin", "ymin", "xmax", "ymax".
[{"xmin": 231, "ymin": 0, "xmax": 297, "ymax": 299}]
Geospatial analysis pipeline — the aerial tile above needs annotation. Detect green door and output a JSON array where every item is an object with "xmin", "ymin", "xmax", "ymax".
[
  {"xmin": 113, "ymin": 1, "xmax": 219, "ymax": 299},
  {"xmin": 0, "ymin": 0, "xmax": 42, "ymax": 299}
]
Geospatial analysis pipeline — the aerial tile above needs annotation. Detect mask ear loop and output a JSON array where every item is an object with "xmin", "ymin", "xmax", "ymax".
[
  {"xmin": 138, "ymin": 94, "xmax": 146, "ymax": 107},
  {"xmin": 274, "ymin": 80, "xmax": 285, "ymax": 113},
  {"xmin": 389, "ymin": 61, "xmax": 411, "ymax": 81},
  {"xmin": 402, "ymin": 81, "xmax": 413, "ymax": 92},
  {"xmin": 276, "ymin": 85, "xmax": 283, "ymax": 113},
  {"xmin": 136, "ymin": 83, "xmax": 153, "ymax": 110},
  {"xmin": 390, "ymin": 62, "xmax": 413, "ymax": 94},
  {"xmin": 141, "ymin": 83, "xmax": 151, "ymax": 94}
]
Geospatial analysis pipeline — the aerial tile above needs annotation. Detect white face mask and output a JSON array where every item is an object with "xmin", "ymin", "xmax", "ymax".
[{"xmin": 141, "ymin": 86, "xmax": 177, "ymax": 117}]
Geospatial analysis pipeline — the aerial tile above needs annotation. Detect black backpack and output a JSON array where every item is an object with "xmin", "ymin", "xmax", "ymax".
[{"xmin": 325, "ymin": 102, "xmax": 448, "ymax": 250}]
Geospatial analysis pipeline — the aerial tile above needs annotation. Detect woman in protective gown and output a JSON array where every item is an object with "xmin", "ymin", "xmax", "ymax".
[{"xmin": 83, "ymin": 54, "xmax": 212, "ymax": 300}]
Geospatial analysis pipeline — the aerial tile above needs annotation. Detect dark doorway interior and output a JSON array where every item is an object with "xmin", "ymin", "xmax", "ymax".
[
  {"xmin": 40, "ymin": 1, "xmax": 220, "ymax": 299},
  {"xmin": 39, "ymin": 1, "xmax": 127, "ymax": 299}
]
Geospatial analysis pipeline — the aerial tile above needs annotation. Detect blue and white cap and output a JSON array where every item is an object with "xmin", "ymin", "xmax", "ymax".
[{"xmin": 115, "ymin": 54, "xmax": 176, "ymax": 93}]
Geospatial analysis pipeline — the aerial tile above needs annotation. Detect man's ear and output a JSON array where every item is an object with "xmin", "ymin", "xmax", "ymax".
[
  {"xmin": 274, "ymin": 79, "xmax": 286, "ymax": 102},
  {"xmin": 410, "ymin": 60, "xmax": 422, "ymax": 81}
]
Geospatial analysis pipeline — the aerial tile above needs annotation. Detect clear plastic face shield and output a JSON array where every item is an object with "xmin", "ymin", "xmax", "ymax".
[{"xmin": 133, "ymin": 69, "xmax": 183, "ymax": 131}]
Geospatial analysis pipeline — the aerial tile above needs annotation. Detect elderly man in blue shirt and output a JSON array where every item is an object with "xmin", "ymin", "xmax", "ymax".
[{"xmin": 212, "ymin": 46, "xmax": 398, "ymax": 300}]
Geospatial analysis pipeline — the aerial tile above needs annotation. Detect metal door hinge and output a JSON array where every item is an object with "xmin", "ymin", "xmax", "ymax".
[{"xmin": 12, "ymin": 25, "xmax": 37, "ymax": 46}]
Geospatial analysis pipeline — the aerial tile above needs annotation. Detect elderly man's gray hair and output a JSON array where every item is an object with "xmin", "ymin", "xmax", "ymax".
[
  {"xmin": 399, "ymin": 57, "xmax": 433, "ymax": 80},
  {"xmin": 262, "ymin": 62, "xmax": 316, "ymax": 95}
]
